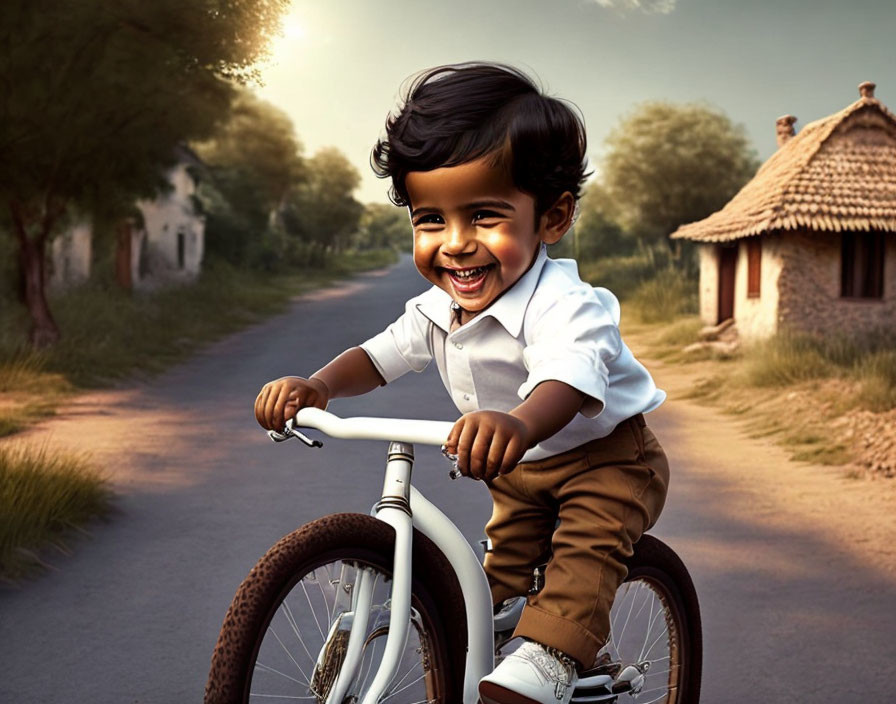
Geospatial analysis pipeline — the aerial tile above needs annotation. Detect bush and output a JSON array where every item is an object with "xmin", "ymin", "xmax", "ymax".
[
  {"xmin": 0, "ymin": 444, "xmax": 112, "ymax": 581},
  {"xmin": 628, "ymin": 268, "xmax": 698, "ymax": 323}
]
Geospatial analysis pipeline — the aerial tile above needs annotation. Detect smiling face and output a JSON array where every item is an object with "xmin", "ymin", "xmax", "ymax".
[{"xmin": 406, "ymin": 157, "xmax": 573, "ymax": 324}]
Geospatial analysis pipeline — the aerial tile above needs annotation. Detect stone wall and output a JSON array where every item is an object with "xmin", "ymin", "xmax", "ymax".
[{"xmin": 777, "ymin": 230, "xmax": 896, "ymax": 336}]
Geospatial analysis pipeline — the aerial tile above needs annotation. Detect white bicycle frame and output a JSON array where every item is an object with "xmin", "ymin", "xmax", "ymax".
[{"xmin": 286, "ymin": 407, "xmax": 495, "ymax": 704}]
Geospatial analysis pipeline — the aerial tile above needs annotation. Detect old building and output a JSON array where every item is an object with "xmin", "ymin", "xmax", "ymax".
[
  {"xmin": 50, "ymin": 145, "xmax": 205, "ymax": 290},
  {"xmin": 671, "ymin": 82, "xmax": 896, "ymax": 340}
]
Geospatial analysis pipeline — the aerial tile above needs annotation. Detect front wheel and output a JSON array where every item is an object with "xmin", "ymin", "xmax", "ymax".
[
  {"xmin": 205, "ymin": 513, "xmax": 466, "ymax": 704},
  {"xmin": 584, "ymin": 534, "xmax": 702, "ymax": 703}
]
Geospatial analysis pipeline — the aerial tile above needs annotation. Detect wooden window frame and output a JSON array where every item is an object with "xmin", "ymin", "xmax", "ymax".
[
  {"xmin": 746, "ymin": 238, "xmax": 761, "ymax": 298},
  {"xmin": 841, "ymin": 231, "xmax": 885, "ymax": 299}
]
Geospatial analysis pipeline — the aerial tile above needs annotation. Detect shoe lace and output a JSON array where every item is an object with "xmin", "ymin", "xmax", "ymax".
[{"xmin": 515, "ymin": 642, "xmax": 576, "ymax": 686}]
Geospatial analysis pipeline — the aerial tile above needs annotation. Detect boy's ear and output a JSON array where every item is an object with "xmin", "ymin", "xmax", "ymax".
[{"xmin": 539, "ymin": 192, "xmax": 576, "ymax": 245}]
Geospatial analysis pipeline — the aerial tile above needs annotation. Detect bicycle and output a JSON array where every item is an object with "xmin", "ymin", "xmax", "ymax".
[{"xmin": 205, "ymin": 407, "xmax": 702, "ymax": 704}]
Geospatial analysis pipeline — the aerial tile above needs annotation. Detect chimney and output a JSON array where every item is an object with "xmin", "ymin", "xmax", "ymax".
[
  {"xmin": 859, "ymin": 81, "xmax": 876, "ymax": 99},
  {"xmin": 776, "ymin": 114, "xmax": 797, "ymax": 148}
]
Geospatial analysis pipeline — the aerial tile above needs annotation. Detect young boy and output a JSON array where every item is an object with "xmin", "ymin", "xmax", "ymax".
[{"xmin": 254, "ymin": 62, "xmax": 669, "ymax": 704}]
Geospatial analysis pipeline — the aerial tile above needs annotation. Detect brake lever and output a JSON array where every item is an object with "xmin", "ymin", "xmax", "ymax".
[
  {"xmin": 268, "ymin": 419, "xmax": 323, "ymax": 448},
  {"xmin": 441, "ymin": 444, "xmax": 462, "ymax": 480}
]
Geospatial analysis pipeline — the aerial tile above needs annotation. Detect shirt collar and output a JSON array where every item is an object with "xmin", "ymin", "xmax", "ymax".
[{"xmin": 415, "ymin": 244, "xmax": 549, "ymax": 337}]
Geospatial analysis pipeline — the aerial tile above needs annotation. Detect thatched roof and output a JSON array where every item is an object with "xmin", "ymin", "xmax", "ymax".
[{"xmin": 672, "ymin": 82, "xmax": 896, "ymax": 242}]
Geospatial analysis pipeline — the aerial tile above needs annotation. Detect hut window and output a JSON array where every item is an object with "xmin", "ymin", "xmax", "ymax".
[
  {"xmin": 746, "ymin": 238, "xmax": 761, "ymax": 298},
  {"xmin": 841, "ymin": 232, "xmax": 884, "ymax": 298}
]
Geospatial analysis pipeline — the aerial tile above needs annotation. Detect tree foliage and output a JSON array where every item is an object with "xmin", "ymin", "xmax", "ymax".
[
  {"xmin": 358, "ymin": 203, "xmax": 411, "ymax": 252},
  {"xmin": 571, "ymin": 183, "xmax": 630, "ymax": 260},
  {"xmin": 602, "ymin": 102, "xmax": 759, "ymax": 245},
  {"xmin": 0, "ymin": 0, "xmax": 288, "ymax": 346},
  {"xmin": 283, "ymin": 148, "xmax": 363, "ymax": 252},
  {"xmin": 195, "ymin": 90, "xmax": 306, "ymax": 266}
]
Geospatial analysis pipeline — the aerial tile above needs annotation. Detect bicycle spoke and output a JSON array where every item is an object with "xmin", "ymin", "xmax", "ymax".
[
  {"xmin": 253, "ymin": 660, "xmax": 307, "ymax": 686},
  {"xmin": 613, "ymin": 584, "xmax": 638, "ymax": 652},
  {"xmin": 300, "ymin": 577, "xmax": 326, "ymax": 641},
  {"xmin": 280, "ymin": 600, "xmax": 317, "ymax": 667},
  {"xmin": 642, "ymin": 628, "xmax": 669, "ymax": 663},
  {"xmin": 268, "ymin": 625, "xmax": 312, "ymax": 685},
  {"xmin": 360, "ymin": 627, "xmax": 383, "ymax": 692},
  {"xmin": 381, "ymin": 671, "xmax": 427, "ymax": 701},
  {"xmin": 636, "ymin": 589, "xmax": 658, "ymax": 661},
  {"xmin": 244, "ymin": 552, "xmax": 445, "ymax": 704}
]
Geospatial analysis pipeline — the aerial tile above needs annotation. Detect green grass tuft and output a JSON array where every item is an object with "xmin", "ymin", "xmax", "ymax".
[
  {"xmin": 855, "ymin": 349, "xmax": 896, "ymax": 412},
  {"xmin": 0, "ymin": 444, "xmax": 113, "ymax": 581},
  {"xmin": 740, "ymin": 333, "xmax": 834, "ymax": 387},
  {"xmin": 627, "ymin": 269, "xmax": 698, "ymax": 324}
]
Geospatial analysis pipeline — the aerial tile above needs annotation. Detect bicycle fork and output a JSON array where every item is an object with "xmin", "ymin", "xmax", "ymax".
[
  {"xmin": 321, "ymin": 441, "xmax": 415, "ymax": 704},
  {"xmin": 322, "ymin": 441, "xmax": 495, "ymax": 704}
]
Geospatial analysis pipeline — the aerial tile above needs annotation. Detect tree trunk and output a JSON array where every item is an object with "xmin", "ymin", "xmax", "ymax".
[
  {"xmin": 115, "ymin": 219, "xmax": 133, "ymax": 289},
  {"xmin": 9, "ymin": 202, "xmax": 61, "ymax": 348}
]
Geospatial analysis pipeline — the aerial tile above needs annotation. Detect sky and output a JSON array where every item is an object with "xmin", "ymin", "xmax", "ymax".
[{"xmin": 254, "ymin": 0, "xmax": 896, "ymax": 204}]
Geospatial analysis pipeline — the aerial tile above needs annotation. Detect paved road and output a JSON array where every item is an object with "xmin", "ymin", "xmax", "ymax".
[{"xmin": 2, "ymin": 255, "xmax": 894, "ymax": 703}]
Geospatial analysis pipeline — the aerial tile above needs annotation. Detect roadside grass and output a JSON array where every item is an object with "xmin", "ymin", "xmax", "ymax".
[
  {"xmin": 0, "ymin": 443, "xmax": 113, "ymax": 582},
  {"xmin": 627, "ymin": 313, "xmax": 896, "ymax": 473},
  {"xmin": 579, "ymin": 246, "xmax": 698, "ymax": 325},
  {"xmin": 0, "ymin": 248, "xmax": 394, "ymax": 580},
  {"xmin": 0, "ymin": 248, "xmax": 396, "ymax": 397}
]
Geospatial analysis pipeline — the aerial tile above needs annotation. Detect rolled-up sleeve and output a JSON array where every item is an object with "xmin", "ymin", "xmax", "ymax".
[
  {"xmin": 518, "ymin": 288, "xmax": 622, "ymax": 418},
  {"xmin": 360, "ymin": 298, "xmax": 433, "ymax": 384}
]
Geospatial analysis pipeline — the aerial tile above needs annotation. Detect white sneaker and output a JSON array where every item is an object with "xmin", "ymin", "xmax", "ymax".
[{"xmin": 479, "ymin": 640, "xmax": 578, "ymax": 704}]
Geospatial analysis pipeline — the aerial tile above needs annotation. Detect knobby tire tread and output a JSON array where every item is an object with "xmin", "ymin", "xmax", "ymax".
[{"xmin": 204, "ymin": 513, "xmax": 467, "ymax": 704}]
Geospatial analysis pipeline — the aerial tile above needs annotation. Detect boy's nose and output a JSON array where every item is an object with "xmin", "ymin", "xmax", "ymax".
[{"xmin": 440, "ymin": 224, "xmax": 477, "ymax": 256}]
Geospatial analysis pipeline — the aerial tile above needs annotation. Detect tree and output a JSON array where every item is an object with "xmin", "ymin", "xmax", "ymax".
[
  {"xmin": 571, "ymin": 183, "xmax": 630, "ymax": 262},
  {"xmin": 0, "ymin": 0, "xmax": 288, "ymax": 346},
  {"xmin": 195, "ymin": 90, "xmax": 306, "ymax": 266},
  {"xmin": 284, "ymin": 148, "xmax": 363, "ymax": 252},
  {"xmin": 358, "ymin": 203, "xmax": 411, "ymax": 252},
  {"xmin": 602, "ymin": 102, "xmax": 759, "ymax": 249}
]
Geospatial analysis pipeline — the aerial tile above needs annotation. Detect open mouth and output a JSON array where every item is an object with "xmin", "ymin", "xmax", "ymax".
[{"xmin": 442, "ymin": 264, "xmax": 494, "ymax": 293}]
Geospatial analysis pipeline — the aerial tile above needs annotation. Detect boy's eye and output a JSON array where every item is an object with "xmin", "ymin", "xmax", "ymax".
[
  {"xmin": 413, "ymin": 213, "xmax": 443, "ymax": 227},
  {"xmin": 473, "ymin": 210, "xmax": 502, "ymax": 223}
]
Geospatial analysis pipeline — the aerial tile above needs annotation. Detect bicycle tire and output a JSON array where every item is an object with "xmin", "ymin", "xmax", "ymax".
[
  {"xmin": 204, "ymin": 513, "xmax": 467, "ymax": 704},
  {"xmin": 593, "ymin": 534, "xmax": 702, "ymax": 704}
]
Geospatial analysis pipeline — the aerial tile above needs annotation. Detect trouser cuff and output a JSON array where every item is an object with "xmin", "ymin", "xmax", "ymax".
[{"xmin": 514, "ymin": 603, "xmax": 604, "ymax": 669}]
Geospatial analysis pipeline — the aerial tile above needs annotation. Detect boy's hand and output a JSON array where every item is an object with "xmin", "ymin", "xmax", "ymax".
[
  {"xmin": 444, "ymin": 411, "xmax": 531, "ymax": 481},
  {"xmin": 255, "ymin": 376, "xmax": 329, "ymax": 431}
]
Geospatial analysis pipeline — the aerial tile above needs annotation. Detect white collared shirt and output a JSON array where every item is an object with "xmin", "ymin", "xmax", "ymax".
[{"xmin": 360, "ymin": 246, "xmax": 665, "ymax": 461}]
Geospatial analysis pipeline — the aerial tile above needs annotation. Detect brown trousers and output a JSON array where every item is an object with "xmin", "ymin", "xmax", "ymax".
[{"xmin": 483, "ymin": 414, "xmax": 669, "ymax": 668}]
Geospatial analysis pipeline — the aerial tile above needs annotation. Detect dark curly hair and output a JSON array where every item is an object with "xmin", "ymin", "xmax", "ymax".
[{"xmin": 371, "ymin": 62, "xmax": 589, "ymax": 218}]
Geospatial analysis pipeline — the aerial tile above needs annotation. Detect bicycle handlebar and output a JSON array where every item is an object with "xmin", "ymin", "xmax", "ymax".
[{"xmin": 278, "ymin": 407, "xmax": 455, "ymax": 447}]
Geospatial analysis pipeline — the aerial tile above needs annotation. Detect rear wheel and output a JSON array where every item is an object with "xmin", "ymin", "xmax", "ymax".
[
  {"xmin": 205, "ymin": 514, "xmax": 465, "ymax": 704},
  {"xmin": 587, "ymin": 534, "xmax": 702, "ymax": 703}
]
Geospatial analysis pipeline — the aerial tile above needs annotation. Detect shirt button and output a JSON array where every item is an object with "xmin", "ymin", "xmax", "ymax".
[
  {"xmin": 463, "ymin": 394, "xmax": 470, "ymax": 400},
  {"xmin": 454, "ymin": 342, "xmax": 463, "ymax": 350}
]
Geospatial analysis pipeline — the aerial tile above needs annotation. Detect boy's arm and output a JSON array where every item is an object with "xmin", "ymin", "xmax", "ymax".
[
  {"xmin": 445, "ymin": 380, "xmax": 589, "ymax": 481},
  {"xmin": 311, "ymin": 346, "xmax": 386, "ymax": 398},
  {"xmin": 510, "ymin": 379, "xmax": 593, "ymax": 445},
  {"xmin": 255, "ymin": 347, "xmax": 385, "ymax": 431}
]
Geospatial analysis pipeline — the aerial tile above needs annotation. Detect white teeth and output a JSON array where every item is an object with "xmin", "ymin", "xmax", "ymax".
[{"xmin": 452, "ymin": 266, "xmax": 488, "ymax": 280}]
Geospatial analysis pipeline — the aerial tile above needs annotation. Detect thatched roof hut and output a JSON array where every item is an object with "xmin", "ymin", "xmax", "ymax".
[{"xmin": 671, "ymin": 82, "xmax": 896, "ymax": 339}]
